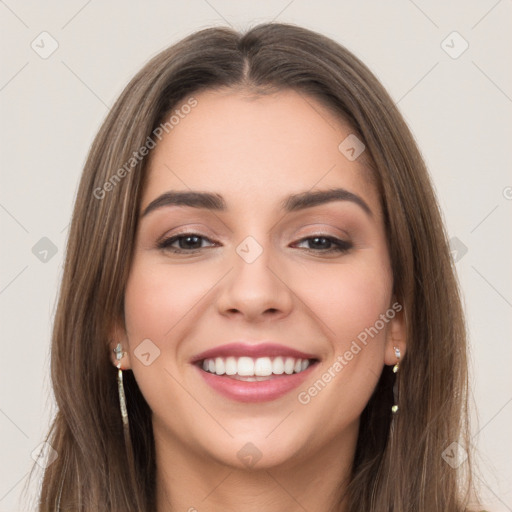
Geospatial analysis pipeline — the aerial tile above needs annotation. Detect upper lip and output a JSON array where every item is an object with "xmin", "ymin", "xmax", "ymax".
[{"xmin": 190, "ymin": 342, "xmax": 319, "ymax": 364}]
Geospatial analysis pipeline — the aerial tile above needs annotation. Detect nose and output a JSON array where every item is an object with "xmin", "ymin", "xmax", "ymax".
[{"xmin": 216, "ymin": 238, "xmax": 294, "ymax": 323}]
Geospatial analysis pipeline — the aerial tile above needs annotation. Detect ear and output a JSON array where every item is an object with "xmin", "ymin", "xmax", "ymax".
[
  {"xmin": 108, "ymin": 319, "xmax": 132, "ymax": 370},
  {"xmin": 383, "ymin": 299, "xmax": 407, "ymax": 366}
]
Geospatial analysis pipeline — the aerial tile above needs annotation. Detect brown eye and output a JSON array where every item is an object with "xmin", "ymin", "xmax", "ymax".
[
  {"xmin": 293, "ymin": 236, "xmax": 352, "ymax": 254},
  {"xmin": 157, "ymin": 233, "xmax": 216, "ymax": 253}
]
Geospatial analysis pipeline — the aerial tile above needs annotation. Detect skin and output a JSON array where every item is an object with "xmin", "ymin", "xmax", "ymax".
[{"xmin": 110, "ymin": 88, "xmax": 406, "ymax": 512}]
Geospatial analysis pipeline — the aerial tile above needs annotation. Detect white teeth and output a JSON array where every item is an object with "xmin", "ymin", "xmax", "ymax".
[
  {"xmin": 225, "ymin": 356, "xmax": 237, "ymax": 375},
  {"xmin": 284, "ymin": 357, "xmax": 295, "ymax": 375},
  {"xmin": 254, "ymin": 357, "xmax": 273, "ymax": 376},
  {"xmin": 272, "ymin": 356, "xmax": 284, "ymax": 375},
  {"xmin": 200, "ymin": 356, "xmax": 313, "ymax": 376},
  {"xmin": 237, "ymin": 357, "xmax": 254, "ymax": 376},
  {"xmin": 215, "ymin": 357, "xmax": 225, "ymax": 375}
]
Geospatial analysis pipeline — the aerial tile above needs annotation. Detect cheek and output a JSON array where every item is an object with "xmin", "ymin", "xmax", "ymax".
[
  {"xmin": 122, "ymin": 258, "xmax": 221, "ymax": 413},
  {"xmin": 300, "ymin": 259, "xmax": 393, "ymax": 347},
  {"xmin": 300, "ymin": 258, "xmax": 392, "ymax": 401},
  {"xmin": 123, "ymin": 258, "xmax": 217, "ymax": 342},
  {"xmin": 291, "ymin": 261, "xmax": 393, "ymax": 430}
]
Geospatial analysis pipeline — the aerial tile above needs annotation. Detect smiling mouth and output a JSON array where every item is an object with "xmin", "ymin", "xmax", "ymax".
[{"xmin": 197, "ymin": 356, "xmax": 318, "ymax": 381}]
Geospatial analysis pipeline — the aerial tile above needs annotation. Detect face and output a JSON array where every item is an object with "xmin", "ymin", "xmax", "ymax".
[{"xmin": 110, "ymin": 88, "xmax": 406, "ymax": 471}]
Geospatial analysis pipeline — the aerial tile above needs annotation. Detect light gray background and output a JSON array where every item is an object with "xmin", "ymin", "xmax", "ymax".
[{"xmin": 1, "ymin": 1, "xmax": 511, "ymax": 511}]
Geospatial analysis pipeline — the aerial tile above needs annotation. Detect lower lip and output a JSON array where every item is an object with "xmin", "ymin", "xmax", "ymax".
[{"xmin": 194, "ymin": 362, "xmax": 318, "ymax": 403}]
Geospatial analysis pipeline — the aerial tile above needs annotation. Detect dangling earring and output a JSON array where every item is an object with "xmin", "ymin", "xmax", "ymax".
[
  {"xmin": 113, "ymin": 343, "xmax": 130, "ymax": 430},
  {"xmin": 112, "ymin": 343, "xmax": 138, "ymax": 486},
  {"xmin": 391, "ymin": 346, "xmax": 401, "ymax": 414}
]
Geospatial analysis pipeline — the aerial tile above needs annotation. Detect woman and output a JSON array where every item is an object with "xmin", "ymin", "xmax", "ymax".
[{"xmin": 33, "ymin": 22, "xmax": 485, "ymax": 511}]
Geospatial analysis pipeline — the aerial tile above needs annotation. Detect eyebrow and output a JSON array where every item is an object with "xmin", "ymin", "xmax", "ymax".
[{"xmin": 141, "ymin": 187, "xmax": 373, "ymax": 218}]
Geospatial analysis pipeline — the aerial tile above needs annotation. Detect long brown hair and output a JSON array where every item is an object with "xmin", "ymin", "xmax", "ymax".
[{"xmin": 30, "ymin": 22, "xmax": 478, "ymax": 511}]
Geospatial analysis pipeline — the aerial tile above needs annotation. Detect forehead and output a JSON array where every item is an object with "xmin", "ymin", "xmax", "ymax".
[{"xmin": 143, "ymin": 88, "xmax": 379, "ymax": 215}]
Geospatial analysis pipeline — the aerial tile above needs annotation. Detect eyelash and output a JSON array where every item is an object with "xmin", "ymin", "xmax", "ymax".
[{"xmin": 157, "ymin": 233, "xmax": 353, "ymax": 255}]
